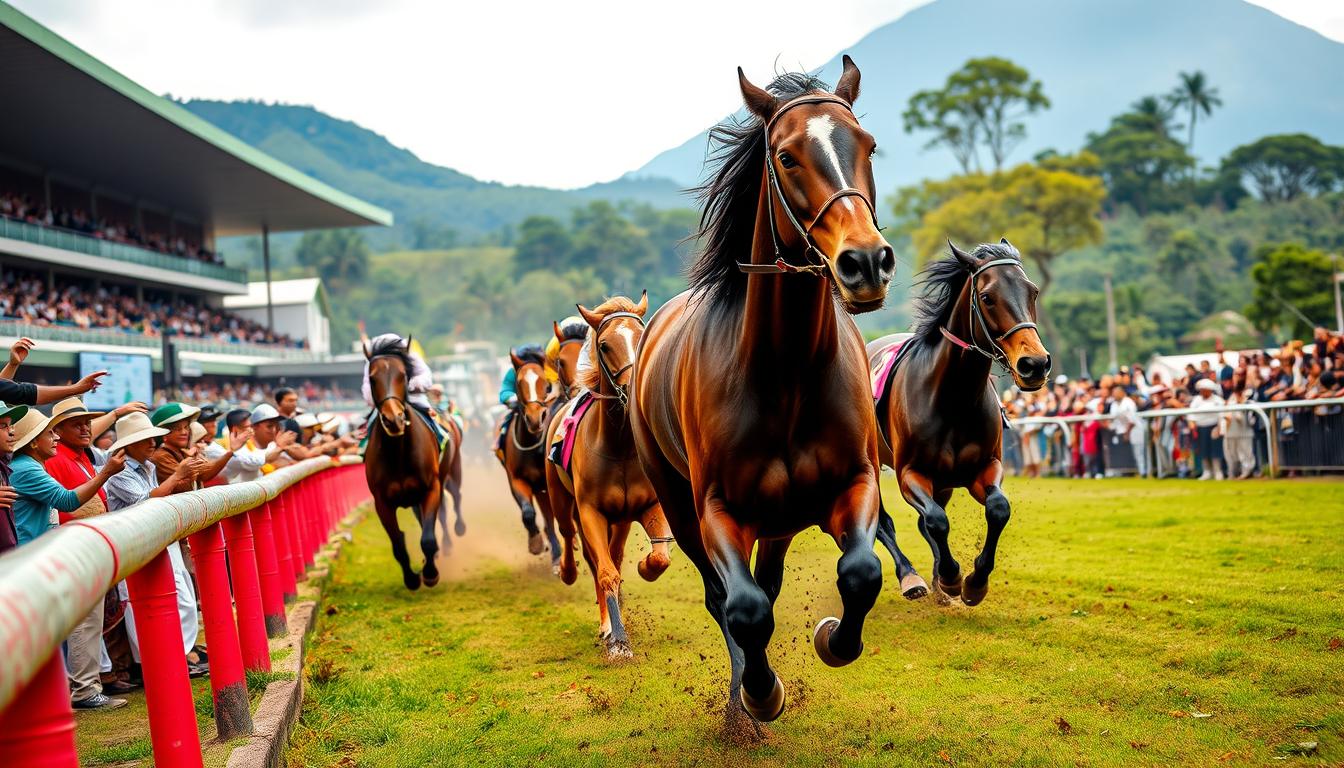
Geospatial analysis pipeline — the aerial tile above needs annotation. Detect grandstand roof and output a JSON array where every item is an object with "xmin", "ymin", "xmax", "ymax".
[
  {"xmin": 224, "ymin": 278, "xmax": 330, "ymax": 315},
  {"xmin": 0, "ymin": 4, "xmax": 393, "ymax": 237}
]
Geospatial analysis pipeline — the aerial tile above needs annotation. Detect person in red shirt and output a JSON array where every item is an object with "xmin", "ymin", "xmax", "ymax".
[{"xmin": 45, "ymin": 396, "xmax": 147, "ymax": 704}]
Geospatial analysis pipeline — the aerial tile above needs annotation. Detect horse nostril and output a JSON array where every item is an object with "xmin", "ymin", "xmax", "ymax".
[
  {"xmin": 1017, "ymin": 357, "xmax": 1046, "ymax": 379},
  {"xmin": 836, "ymin": 251, "xmax": 862, "ymax": 280},
  {"xmin": 878, "ymin": 246, "xmax": 895, "ymax": 279}
]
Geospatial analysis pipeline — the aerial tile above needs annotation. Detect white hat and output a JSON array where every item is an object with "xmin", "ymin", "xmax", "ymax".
[
  {"xmin": 1195, "ymin": 378, "xmax": 1218, "ymax": 392},
  {"xmin": 48, "ymin": 397, "xmax": 106, "ymax": 428},
  {"xmin": 109, "ymin": 412, "xmax": 170, "ymax": 453},
  {"xmin": 250, "ymin": 403, "xmax": 281, "ymax": 424},
  {"xmin": 11, "ymin": 409, "xmax": 54, "ymax": 452},
  {"xmin": 295, "ymin": 412, "xmax": 321, "ymax": 429},
  {"xmin": 189, "ymin": 422, "xmax": 208, "ymax": 444},
  {"xmin": 1054, "ymin": 374, "xmax": 1068, "ymax": 385}
]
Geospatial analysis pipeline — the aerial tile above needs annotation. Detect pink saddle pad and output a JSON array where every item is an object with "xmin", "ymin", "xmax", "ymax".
[{"xmin": 871, "ymin": 339, "xmax": 908, "ymax": 403}]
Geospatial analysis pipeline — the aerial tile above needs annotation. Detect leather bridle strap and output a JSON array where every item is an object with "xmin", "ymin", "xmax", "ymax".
[
  {"xmin": 736, "ymin": 94, "xmax": 880, "ymax": 277},
  {"xmin": 942, "ymin": 258, "xmax": 1038, "ymax": 375},
  {"xmin": 589, "ymin": 312, "xmax": 645, "ymax": 409}
]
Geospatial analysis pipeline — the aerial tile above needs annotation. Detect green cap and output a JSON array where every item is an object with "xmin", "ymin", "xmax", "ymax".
[
  {"xmin": 0, "ymin": 400, "xmax": 29, "ymax": 423},
  {"xmin": 150, "ymin": 402, "xmax": 201, "ymax": 427}
]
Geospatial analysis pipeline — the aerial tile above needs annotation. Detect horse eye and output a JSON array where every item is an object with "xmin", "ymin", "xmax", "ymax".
[
  {"xmin": 778, "ymin": 151, "xmax": 798, "ymax": 169},
  {"xmin": 980, "ymin": 293, "xmax": 995, "ymax": 306}
]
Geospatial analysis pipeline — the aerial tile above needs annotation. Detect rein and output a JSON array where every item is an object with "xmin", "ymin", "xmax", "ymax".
[
  {"xmin": 939, "ymin": 258, "xmax": 1038, "ymax": 376},
  {"xmin": 588, "ymin": 311, "xmax": 645, "ymax": 410},
  {"xmin": 736, "ymin": 94, "xmax": 881, "ymax": 277},
  {"xmin": 510, "ymin": 411, "xmax": 546, "ymax": 452}
]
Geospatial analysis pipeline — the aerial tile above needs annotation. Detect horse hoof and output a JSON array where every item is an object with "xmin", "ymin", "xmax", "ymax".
[
  {"xmin": 637, "ymin": 551, "xmax": 671, "ymax": 582},
  {"xmin": 961, "ymin": 574, "xmax": 989, "ymax": 606},
  {"xmin": 739, "ymin": 675, "xmax": 786, "ymax": 723},
  {"xmin": 812, "ymin": 617, "xmax": 858, "ymax": 668},
  {"xmin": 938, "ymin": 571, "xmax": 963, "ymax": 598},
  {"xmin": 603, "ymin": 636, "xmax": 633, "ymax": 662},
  {"xmin": 900, "ymin": 572, "xmax": 929, "ymax": 601},
  {"xmin": 527, "ymin": 532, "xmax": 545, "ymax": 555},
  {"xmin": 403, "ymin": 573, "xmax": 421, "ymax": 591},
  {"xmin": 422, "ymin": 569, "xmax": 440, "ymax": 588},
  {"xmin": 559, "ymin": 564, "xmax": 578, "ymax": 586},
  {"xmin": 454, "ymin": 520, "xmax": 467, "ymax": 537}
]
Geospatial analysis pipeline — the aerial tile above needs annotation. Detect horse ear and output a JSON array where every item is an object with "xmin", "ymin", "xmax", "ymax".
[
  {"xmin": 577, "ymin": 303, "xmax": 603, "ymax": 330},
  {"xmin": 834, "ymin": 55, "xmax": 861, "ymax": 105},
  {"xmin": 552, "ymin": 320, "xmax": 564, "ymax": 341},
  {"xmin": 404, "ymin": 334, "xmax": 413, "ymax": 352},
  {"xmin": 635, "ymin": 290, "xmax": 648, "ymax": 317},
  {"xmin": 509, "ymin": 348, "xmax": 525, "ymax": 369},
  {"xmin": 738, "ymin": 67, "xmax": 778, "ymax": 120},
  {"xmin": 948, "ymin": 239, "xmax": 978, "ymax": 269},
  {"xmin": 362, "ymin": 339, "xmax": 371, "ymax": 359},
  {"xmin": 999, "ymin": 236, "xmax": 1019, "ymax": 256}
]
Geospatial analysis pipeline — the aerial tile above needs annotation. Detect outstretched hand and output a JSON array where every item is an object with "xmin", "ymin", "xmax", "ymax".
[
  {"xmin": 8, "ymin": 338, "xmax": 35, "ymax": 368},
  {"xmin": 75, "ymin": 370, "xmax": 109, "ymax": 394}
]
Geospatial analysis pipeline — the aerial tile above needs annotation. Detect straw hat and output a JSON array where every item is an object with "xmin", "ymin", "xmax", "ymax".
[
  {"xmin": 11, "ymin": 409, "xmax": 53, "ymax": 452},
  {"xmin": 189, "ymin": 422, "xmax": 207, "ymax": 444},
  {"xmin": 1195, "ymin": 378, "xmax": 1219, "ymax": 392},
  {"xmin": 295, "ymin": 412, "xmax": 321, "ymax": 430},
  {"xmin": 48, "ymin": 397, "xmax": 106, "ymax": 428},
  {"xmin": 109, "ymin": 412, "xmax": 170, "ymax": 453}
]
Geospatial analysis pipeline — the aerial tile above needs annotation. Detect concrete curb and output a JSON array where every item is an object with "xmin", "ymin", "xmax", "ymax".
[{"xmin": 224, "ymin": 509, "xmax": 362, "ymax": 768}]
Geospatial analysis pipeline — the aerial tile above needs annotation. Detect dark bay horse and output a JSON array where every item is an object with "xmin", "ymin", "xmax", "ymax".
[
  {"xmin": 500, "ymin": 345, "xmax": 560, "ymax": 563},
  {"xmin": 630, "ymin": 58, "xmax": 895, "ymax": 731},
  {"xmin": 364, "ymin": 336, "xmax": 459, "ymax": 590},
  {"xmin": 545, "ymin": 293, "xmax": 673, "ymax": 660},
  {"xmin": 869, "ymin": 240, "xmax": 1050, "ymax": 606}
]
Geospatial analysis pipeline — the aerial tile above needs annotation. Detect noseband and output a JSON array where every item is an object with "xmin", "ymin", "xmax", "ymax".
[
  {"xmin": 939, "ymin": 258, "xmax": 1039, "ymax": 375},
  {"xmin": 370, "ymin": 354, "xmax": 409, "ymax": 435},
  {"xmin": 589, "ymin": 311, "xmax": 645, "ymax": 410},
  {"xmin": 737, "ymin": 94, "xmax": 881, "ymax": 277}
]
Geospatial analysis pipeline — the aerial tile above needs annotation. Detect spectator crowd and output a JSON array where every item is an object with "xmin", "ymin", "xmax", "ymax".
[
  {"xmin": 1003, "ymin": 329, "xmax": 1344, "ymax": 480},
  {"xmin": 0, "ymin": 271, "xmax": 306, "ymax": 348},
  {"xmin": 0, "ymin": 337, "xmax": 362, "ymax": 711},
  {"xmin": 1, "ymin": 189, "xmax": 220, "ymax": 264}
]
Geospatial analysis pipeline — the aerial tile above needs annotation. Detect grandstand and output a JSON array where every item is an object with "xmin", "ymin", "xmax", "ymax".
[{"xmin": 0, "ymin": 4, "xmax": 391, "ymax": 396}]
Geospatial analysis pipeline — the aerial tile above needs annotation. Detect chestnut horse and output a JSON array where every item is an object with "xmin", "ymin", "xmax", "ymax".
[
  {"xmin": 364, "ymin": 336, "xmax": 459, "ymax": 590},
  {"xmin": 500, "ymin": 345, "xmax": 560, "ymax": 564},
  {"xmin": 545, "ymin": 293, "xmax": 673, "ymax": 660},
  {"xmin": 869, "ymin": 240, "xmax": 1050, "ymax": 606},
  {"xmin": 630, "ymin": 59, "xmax": 894, "ymax": 731}
]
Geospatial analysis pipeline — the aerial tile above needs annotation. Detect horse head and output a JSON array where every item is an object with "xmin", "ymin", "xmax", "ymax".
[
  {"xmin": 552, "ymin": 319, "xmax": 587, "ymax": 398},
  {"xmin": 739, "ymin": 56, "xmax": 895, "ymax": 312},
  {"xmin": 577, "ymin": 291, "xmax": 648, "ymax": 406},
  {"xmin": 951, "ymin": 239, "xmax": 1052, "ymax": 391},
  {"xmin": 367, "ymin": 352, "xmax": 409, "ymax": 437},
  {"xmin": 510, "ymin": 347, "xmax": 549, "ymax": 433}
]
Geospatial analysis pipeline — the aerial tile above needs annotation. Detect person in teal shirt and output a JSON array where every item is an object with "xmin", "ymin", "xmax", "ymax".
[{"xmin": 9, "ymin": 409, "xmax": 123, "ymax": 545}]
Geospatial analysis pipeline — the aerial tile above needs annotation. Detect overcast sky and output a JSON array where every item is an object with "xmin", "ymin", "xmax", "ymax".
[{"xmin": 11, "ymin": 0, "xmax": 1343, "ymax": 189}]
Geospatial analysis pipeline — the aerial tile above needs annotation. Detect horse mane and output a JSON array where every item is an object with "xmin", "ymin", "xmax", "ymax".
[
  {"xmin": 556, "ymin": 319, "xmax": 588, "ymax": 344},
  {"xmin": 577, "ymin": 296, "xmax": 643, "ymax": 392},
  {"xmin": 687, "ymin": 71, "xmax": 833, "ymax": 308},
  {"xmin": 911, "ymin": 241, "xmax": 1023, "ymax": 341},
  {"xmin": 512, "ymin": 343, "xmax": 545, "ymax": 368}
]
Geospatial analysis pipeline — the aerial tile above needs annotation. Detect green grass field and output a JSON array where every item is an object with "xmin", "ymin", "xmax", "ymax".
[{"xmin": 287, "ymin": 466, "xmax": 1343, "ymax": 767}]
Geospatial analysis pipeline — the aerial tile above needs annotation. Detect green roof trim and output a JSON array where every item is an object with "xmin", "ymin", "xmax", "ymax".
[{"xmin": 0, "ymin": 2, "xmax": 393, "ymax": 229}]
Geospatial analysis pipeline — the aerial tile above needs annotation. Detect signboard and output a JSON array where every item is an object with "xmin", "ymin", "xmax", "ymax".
[
  {"xmin": 178, "ymin": 357, "xmax": 203, "ymax": 378},
  {"xmin": 77, "ymin": 352, "xmax": 152, "ymax": 411}
]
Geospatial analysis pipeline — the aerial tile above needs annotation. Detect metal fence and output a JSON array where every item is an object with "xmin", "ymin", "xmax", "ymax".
[
  {"xmin": 1004, "ymin": 397, "xmax": 1344, "ymax": 478},
  {"xmin": 0, "ymin": 319, "xmax": 322, "ymax": 360}
]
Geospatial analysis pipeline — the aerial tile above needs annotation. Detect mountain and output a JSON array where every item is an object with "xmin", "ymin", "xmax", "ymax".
[
  {"xmin": 631, "ymin": 0, "xmax": 1344, "ymax": 189},
  {"xmin": 179, "ymin": 99, "xmax": 688, "ymax": 246}
]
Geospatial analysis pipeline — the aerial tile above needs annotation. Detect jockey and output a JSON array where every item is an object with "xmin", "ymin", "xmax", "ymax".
[
  {"xmin": 362, "ymin": 332, "xmax": 445, "ymax": 446},
  {"xmin": 544, "ymin": 314, "xmax": 586, "ymax": 396}
]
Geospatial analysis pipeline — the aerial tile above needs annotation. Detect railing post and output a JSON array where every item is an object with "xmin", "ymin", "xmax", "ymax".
[
  {"xmin": 126, "ymin": 549, "xmax": 204, "ymax": 767},
  {"xmin": 297, "ymin": 478, "xmax": 317, "ymax": 568},
  {"xmin": 0, "ymin": 651, "xmax": 78, "ymax": 768},
  {"xmin": 220, "ymin": 514, "xmax": 270, "ymax": 672},
  {"xmin": 248, "ymin": 503, "xmax": 288, "ymax": 638},
  {"xmin": 281, "ymin": 486, "xmax": 306, "ymax": 583},
  {"xmin": 186, "ymin": 522, "xmax": 252, "ymax": 740},
  {"xmin": 270, "ymin": 492, "xmax": 298, "ymax": 603}
]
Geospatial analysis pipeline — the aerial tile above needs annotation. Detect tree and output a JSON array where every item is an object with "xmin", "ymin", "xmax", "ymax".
[
  {"xmin": 1166, "ymin": 71, "xmax": 1222, "ymax": 158},
  {"xmin": 294, "ymin": 229, "xmax": 370, "ymax": 293},
  {"xmin": 569, "ymin": 201, "xmax": 656, "ymax": 291},
  {"xmin": 513, "ymin": 216, "xmax": 573, "ymax": 273},
  {"xmin": 1085, "ymin": 110, "xmax": 1194, "ymax": 214},
  {"xmin": 1223, "ymin": 134, "xmax": 1343, "ymax": 201},
  {"xmin": 1245, "ymin": 241, "xmax": 1335, "ymax": 339},
  {"xmin": 903, "ymin": 57, "xmax": 1050, "ymax": 172},
  {"xmin": 1127, "ymin": 96, "xmax": 1179, "ymax": 140},
  {"xmin": 408, "ymin": 217, "xmax": 459, "ymax": 250}
]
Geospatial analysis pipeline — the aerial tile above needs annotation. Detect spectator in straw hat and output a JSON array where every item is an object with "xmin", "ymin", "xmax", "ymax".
[
  {"xmin": 149, "ymin": 403, "xmax": 235, "ymax": 488},
  {"xmin": 0, "ymin": 400, "xmax": 29, "ymax": 553},
  {"xmin": 103, "ymin": 412, "xmax": 206, "ymax": 676},
  {"xmin": 9, "ymin": 407, "xmax": 125, "ymax": 547}
]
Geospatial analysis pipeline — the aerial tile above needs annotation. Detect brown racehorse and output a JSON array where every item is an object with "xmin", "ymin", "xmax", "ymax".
[
  {"xmin": 364, "ymin": 335, "xmax": 460, "ymax": 590},
  {"xmin": 434, "ymin": 417, "xmax": 466, "ymax": 553},
  {"xmin": 551, "ymin": 318, "xmax": 588, "ymax": 401},
  {"xmin": 545, "ymin": 293, "xmax": 674, "ymax": 660},
  {"xmin": 869, "ymin": 240, "xmax": 1050, "ymax": 606},
  {"xmin": 499, "ymin": 345, "xmax": 559, "ymax": 564},
  {"xmin": 630, "ymin": 59, "xmax": 895, "ymax": 731}
]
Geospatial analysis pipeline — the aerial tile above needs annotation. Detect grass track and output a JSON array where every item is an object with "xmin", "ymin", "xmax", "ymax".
[{"xmin": 289, "ymin": 466, "xmax": 1344, "ymax": 767}]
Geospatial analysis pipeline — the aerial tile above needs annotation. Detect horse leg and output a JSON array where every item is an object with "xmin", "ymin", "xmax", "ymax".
[
  {"xmin": 449, "ymin": 443, "xmax": 466, "ymax": 536},
  {"xmin": 536, "ymin": 484, "xmax": 563, "ymax": 571},
  {"xmin": 577, "ymin": 502, "xmax": 630, "ymax": 660},
  {"xmin": 636, "ymin": 504, "xmax": 672, "ymax": 582},
  {"xmin": 508, "ymin": 476, "xmax": 544, "ymax": 555},
  {"xmin": 876, "ymin": 496, "xmax": 927, "ymax": 600},
  {"xmin": 812, "ymin": 475, "xmax": 883, "ymax": 668},
  {"xmin": 374, "ymin": 498, "xmax": 419, "ymax": 591},
  {"xmin": 900, "ymin": 468, "xmax": 961, "ymax": 605},
  {"xmin": 962, "ymin": 460, "xmax": 1010, "ymax": 606},
  {"xmin": 437, "ymin": 491, "xmax": 453, "ymax": 557},
  {"xmin": 418, "ymin": 487, "xmax": 442, "ymax": 588},
  {"xmin": 753, "ymin": 537, "xmax": 793, "ymax": 606},
  {"xmin": 608, "ymin": 520, "xmax": 631, "ymax": 602},
  {"xmin": 702, "ymin": 496, "xmax": 783, "ymax": 724}
]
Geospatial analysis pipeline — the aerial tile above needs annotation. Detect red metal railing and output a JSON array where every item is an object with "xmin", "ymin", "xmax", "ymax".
[{"xmin": 0, "ymin": 455, "xmax": 369, "ymax": 767}]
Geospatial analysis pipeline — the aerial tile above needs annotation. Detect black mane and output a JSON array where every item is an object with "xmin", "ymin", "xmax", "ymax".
[
  {"xmin": 911, "ymin": 241, "xmax": 1022, "ymax": 340},
  {"xmin": 512, "ymin": 343, "xmax": 545, "ymax": 367},
  {"xmin": 556, "ymin": 320, "xmax": 588, "ymax": 344},
  {"xmin": 687, "ymin": 71, "xmax": 832, "ymax": 307}
]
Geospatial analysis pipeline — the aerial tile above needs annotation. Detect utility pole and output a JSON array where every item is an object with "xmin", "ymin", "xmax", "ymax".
[
  {"xmin": 1103, "ymin": 274, "xmax": 1119, "ymax": 374},
  {"xmin": 262, "ymin": 223, "xmax": 274, "ymax": 332},
  {"xmin": 1333, "ymin": 253, "xmax": 1342, "ymax": 334}
]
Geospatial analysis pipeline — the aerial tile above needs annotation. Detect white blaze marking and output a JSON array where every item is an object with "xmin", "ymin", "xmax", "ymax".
[
  {"xmin": 522, "ymin": 369, "xmax": 540, "ymax": 402},
  {"xmin": 805, "ymin": 114, "xmax": 855, "ymax": 212},
  {"xmin": 615, "ymin": 325, "xmax": 637, "ymax": 365}
]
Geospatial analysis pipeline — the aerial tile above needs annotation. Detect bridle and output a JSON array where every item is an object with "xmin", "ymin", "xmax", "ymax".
[
  {"xmin": 510, "ymin": 362, "xmax": 549, "ymax": 452},
  {"xmin": 588, "ymin": 311, "xmax": 645, "ymax": 410},
  {"xmin": 369, "ymin": 354, "xmax": 408, "ymax": 436},
  {"xmin": 939, "ymin": 258, "xmax": 1041, "ymax": 376},
  {"xmin": 736, "ymin": 93, "xmax": 881, "ymax": 277}
]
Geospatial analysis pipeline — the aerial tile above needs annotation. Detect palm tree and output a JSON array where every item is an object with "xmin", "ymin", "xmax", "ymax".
[
  {"xmin": 1167, "ymin": 71, "xmax": 1223, "ymax": 156},
  {"xmin": 1128, "ymin": 95, "xmax": 1178, "ymax": 139}
]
